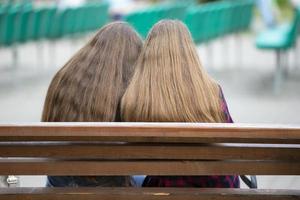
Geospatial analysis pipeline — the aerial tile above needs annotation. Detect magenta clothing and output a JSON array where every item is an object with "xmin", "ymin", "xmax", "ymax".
[
  {"xmin": 220, "ymin": 87, "xmax": 233, "ymax": 123},
  {"xmin": 142, "ymin": 87, "xmax": 240, "ymax": 188}
]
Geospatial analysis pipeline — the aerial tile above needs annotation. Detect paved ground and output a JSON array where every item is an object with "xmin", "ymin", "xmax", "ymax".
[{"xmin": 0, "ymin": 32, "xmax": 299, "ymax": 188}]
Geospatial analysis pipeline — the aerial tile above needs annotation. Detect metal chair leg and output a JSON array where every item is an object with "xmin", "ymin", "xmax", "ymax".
[
  {"xmin": 283, "ymin": 50, "xmax": 289, "ymax": 77},
  {"xmin": 36, "ymin": 42, "xmax": 45, "ymax": 69},
  {"xmin": 49, "ymin": 41, "xmax": 56, "ymax": 68},
  {"xmin": 240, "ymin": 175, "xmax": 257, "ymax": 188},
  {"xmin": 295, "ymin": 38, "xmax": 299, "ymax": 70},
  {"xmin": 250, "ymin": 175, "xmax": 257, "ymax": 188},
  {"xmin": 205, "ymin": 43, "xmax": 214, "ymax": 69},
  {"xmin": 12, "ymin": 45, "xmax": 18, "ymax": 69},
  {"xmin": 235, "ymin": 33, "xmax": 243, "ymax": 69},
  {"xmin": 274, "ymin": 50, "xmax": 284, "ymax": 94}
]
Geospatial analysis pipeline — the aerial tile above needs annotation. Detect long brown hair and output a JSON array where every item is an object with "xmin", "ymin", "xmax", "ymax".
[
  {"xmin": 42, "ymin": 22, "xmax": 143, "ymax": 122},
  {"xmin": 121, "ymin": 20, "xmax": 225, "ymax": 123}
]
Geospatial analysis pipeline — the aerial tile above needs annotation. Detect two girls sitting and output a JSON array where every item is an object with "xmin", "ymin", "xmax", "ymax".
[{"xmin": 42, "ymin": 20, "xmax": 239, "ymax": 188}]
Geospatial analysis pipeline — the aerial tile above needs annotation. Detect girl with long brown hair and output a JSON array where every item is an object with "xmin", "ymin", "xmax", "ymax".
[
  {"xmin": 42, "ymin": 22, "xmax": 143, "ymax": 187},
  {"xmin": 121, "ymin": 20, "xmax": 239, "ymax": 188}
]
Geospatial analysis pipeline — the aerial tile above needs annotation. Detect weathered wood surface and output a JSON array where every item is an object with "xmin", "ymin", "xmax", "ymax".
[
  {"xmin": 0, "ymin": 143, "xmax": 299, "ymax": 160},
  {"xmin": 0, "ymin": 123, "xmax": 299, "ymax": 199},
  {"xmin": 0, "ymin": 123, "xmax": 299, "ymax": 143},
  {"xmin": 0, "ymin": 123, "xmax": 300, "ymax": 175},
  {"xmin": 0, "ymin": 160, "xmax": 299, "ymax": 175}
]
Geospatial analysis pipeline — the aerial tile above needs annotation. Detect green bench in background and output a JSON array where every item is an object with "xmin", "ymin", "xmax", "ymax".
[
  {"xmin": 256, "ymin": 8, "xmax": 300, "ymax": 93},
  {"xmin": 124, "ymin": 0, "xmax": 254, "ymax": 45},
  {"xmin": 0, "ymin": 2, "xmax": 109, "ymax": 45},
  {"xmin": 183, "ymin": 0, "xmax": 254, "ymax": 69},
  {"xmin": 124, "ymin": 0, "xmax": 254, "ymax": 71},
  {"xmin": 0, "ymin": 2, "xmax": 109, "ymax": 68},
  {"xmin": 124, "ymin": 3, "xmax": 188, "ymax": 38},
  {"xmin": 184, "ymin": 0, "xmax": 254, "ymax": 44}
]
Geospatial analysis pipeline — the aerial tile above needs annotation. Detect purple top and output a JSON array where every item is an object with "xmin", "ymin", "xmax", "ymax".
[
  {"xmin": 219, "ymin": 87, "xmax": 233, "ymax": 123},
  {"xmin": 142, "ymin": 87, "xmax": 240, "ymax": 188}
]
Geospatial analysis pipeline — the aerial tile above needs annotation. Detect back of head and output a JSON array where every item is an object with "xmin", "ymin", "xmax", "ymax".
[
  {"xmin": 42, "ymin": 22, "xmax": 143, "ymax": 122},
  {"xmin": 121, "ymin": 20, "xmax": 225, "ymax": 122}
]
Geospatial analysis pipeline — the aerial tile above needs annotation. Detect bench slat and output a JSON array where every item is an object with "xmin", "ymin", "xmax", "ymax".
[
  {"xmin": 0, "ymin": 188, "xmax": 299, "ymax": 200},
  {"xmin": 0, "ymin": 123, "xmax": 299, "ymax": 143},
  {"xmin": 0, "ymin": 144, "xmax": 299, "ymax": 161},
  {"xmin": 0, "ymin": 160, "xmax": 299, "ymax": 175}
]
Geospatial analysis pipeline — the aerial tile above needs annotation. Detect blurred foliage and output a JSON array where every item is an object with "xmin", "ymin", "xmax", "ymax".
[
  {"xmin": 275, "ymin": 0, "xmax": 291, "ymax": 8},
  {"xmin": 275, "ymin": 0, "xmax": 293, "ymax": 20}
]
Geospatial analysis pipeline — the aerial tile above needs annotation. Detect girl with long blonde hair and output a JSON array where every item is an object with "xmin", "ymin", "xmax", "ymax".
[
  {"xmin": 42, "ymin": 22, "xmax": 143, "ymax": 187},
  {"xmin": 121, "ymin": 20, "xmax": 239, "ymax": 188}
]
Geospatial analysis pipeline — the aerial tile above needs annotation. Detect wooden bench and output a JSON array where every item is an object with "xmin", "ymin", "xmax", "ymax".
[{"xmin": 0, "ymin": 122, "xmax": 299, "ymax": 199}]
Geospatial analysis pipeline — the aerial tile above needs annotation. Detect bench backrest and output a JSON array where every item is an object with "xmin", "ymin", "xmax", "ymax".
[{"xmin": 0, "ymin": 123, "xmax": 299, "ymax": 199}]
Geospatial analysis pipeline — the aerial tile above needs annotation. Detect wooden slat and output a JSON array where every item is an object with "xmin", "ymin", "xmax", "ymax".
[
  {"xmin": 0, "ymin": 123, "xmax": 299, "ymax": 143},
  {"xmin": 0, "ymin": 143, "xmax": 299, "ymax": 161},
  {"xmin": 0, "ymin": 188, "xmax": 299, "ymax": 200},
  {"xmin": 0, "ymin": 160, "xmax": 299, "ymax": 175}
]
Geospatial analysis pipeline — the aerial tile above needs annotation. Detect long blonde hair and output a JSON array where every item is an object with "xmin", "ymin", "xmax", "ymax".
[
  {"xmin": 121, "ymin": 20, "xmax": 225, "ymax": 123},
  {"xmin": 42, "ymin": 22, "xmax": 143, "ymax": 122}
]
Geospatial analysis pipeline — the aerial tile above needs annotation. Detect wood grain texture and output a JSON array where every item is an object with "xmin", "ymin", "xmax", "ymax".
[
  {"xmin": 0, "ymin": 123, "xmax": 299, "ymax": 198},
  {"xmin": 0, "ymin": 188, "xmax": 299, "ymax": 200},
  {"xmin": 0, "ymin": 123, "xmax": 299, "ymax": 143},
  {"xmin": 0, "ymin": 143, "xmax": 299, "ymax": 161},
  {"xmin": 0, "ymin": 160, "xmax": 299, "ymax": 175}
]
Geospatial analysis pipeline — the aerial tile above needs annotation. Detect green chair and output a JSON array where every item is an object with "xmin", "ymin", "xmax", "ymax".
[
  {"xmin": 84, "ymin": 4, "xmax": 96, "ymax": 32},
  {"xmin": 84, "ymin": 4, "xmax": 97, "ymax": 31},
  {"xmin": 140, "ymin": 11, "xmax": 154, "ymax": 38},
  {"xmin": 125, "ymin": 3, "xmax": 185, "ymax": 38},
  {"xmin": 227, "ymin": 3, "xmax": 237, "ymax": 34},
  {"xmin": 184, "ymin": 4, "xmax": 219, "ymax": 44},
  {"xmin": 1, "ymin": 6, "xmax": 19, "ymax": 46},
  {"xmin": 256, "ymin": 8, "xmax": 300, "ymax": 51},
  {"xmin": 95, "ymin": 3, "xmax": 109, "ymax": 30},
  {"xmin": 184, "ymin": 8, "xmax": 199, "ymax": 43},
  {"xmin": 61, "ymin": 8, "xmax": 76, "ymax": 36},
  {"xmin": 28, "ymin": 8, "xmax": 44, "ymax": 40},
  {"xmin": 195, "ymin": 9, "xmax": 209, "ymax": 43},
  {"xmin": 205, "ymin": 6, "xmax": 218, "ymax": 41},
  {"xmin": 125, "ymin": 11, "xmax": 150, "ymax": 38},
  {"xmin": 74, "ymin": 6, "xmax": 87, "ymax": 34},
  {"xmin": 241, "ymin": 1, "xmax": 254, "ymax": 31},
  {"xmin": 220, "ymin": 3, "xmax": 232, "ymax": 36},
  {"xmin": 230, "ymin": 2, "xmax": 242, "ymax": 33},
  {"xmin": 11, "ymin": 3, "xmax": 35, "ymax": 44},
  {"xmin": 31, "ymin": 7, "xmax": 57, "ymax": 40},
  {"xmin": 48, "ymin": 9, "xmax": 64, "ymax": 39},
  {"xmin": 0, "ymin": 5, "xmax": 22, "ymax": 67},
  {"xmin": 79, "ymin": 4, "xmax": 91, "ymax": 33},
  {"xmin": 0, "ymin": 7, "xmax": 6, "ymax": 46},
  {"xmin": 169, "ymin": 4, "xmax": 187, "ymax": 20},
  {"xmin": 44, "ymin": 7, "xmax": 57, "ymax": 38},
  {"xmin": 213, "ymin": 4, "xmax": 226, "ymax": 38},
  {"xmin": 1, "ymin": 3, "xmax": 12, "ymax": 12},
  {"xmin": 155, "ymin": 6, "xmax": 166, "ymax": 21},
  {"xmin": 15, "ymin": 6, "xmax": 33, "ymax": 43},
  {"xmin": 102, "ymin": 3, "xmax": 110, "ymax": 25},
  {"xmin": 256, "ymin": 8, "xmax": 300, "ymax": 92}
]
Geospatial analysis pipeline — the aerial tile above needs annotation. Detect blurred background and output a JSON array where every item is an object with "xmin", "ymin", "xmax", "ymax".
[{"xmin": 0, "ymin": 0, "xmax": 299, "ymax": 189}]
